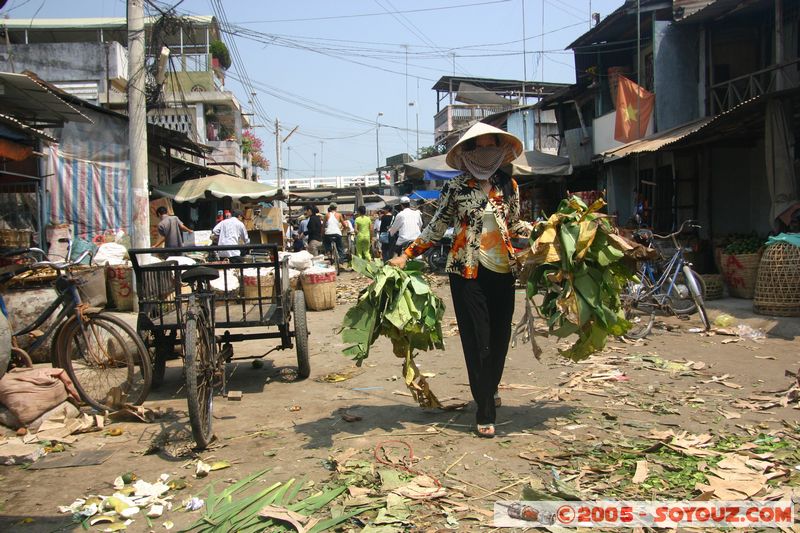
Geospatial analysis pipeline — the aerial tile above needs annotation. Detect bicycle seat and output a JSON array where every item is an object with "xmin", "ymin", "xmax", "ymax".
[{"xmin": 182, "ymin": 266, "xmax": 219, "ymax": 284}]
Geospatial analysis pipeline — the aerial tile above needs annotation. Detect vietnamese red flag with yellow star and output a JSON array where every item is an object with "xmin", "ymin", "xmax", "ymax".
[{"xmin": 614, "ymin": 75, "xmax": 655, "ymax": 143}]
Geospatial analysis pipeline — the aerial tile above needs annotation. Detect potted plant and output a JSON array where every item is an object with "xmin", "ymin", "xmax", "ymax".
[{"xmin": 209, "ymin": 40, "xmax": 232, "ymax": 70}]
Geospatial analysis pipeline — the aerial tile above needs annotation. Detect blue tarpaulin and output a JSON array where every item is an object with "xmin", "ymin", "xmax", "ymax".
[
  {"xmin": 424, "ymin": 169, "xmax": 462, "ymax": 181},
  {"xmin": 409, "ymin": 190, "xmax": 440, "ymax": 201}
]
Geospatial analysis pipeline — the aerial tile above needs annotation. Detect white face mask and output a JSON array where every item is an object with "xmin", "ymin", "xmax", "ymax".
[{"xmin": 458, "ymin": 145, "xmax": 509, "ymax": 180}]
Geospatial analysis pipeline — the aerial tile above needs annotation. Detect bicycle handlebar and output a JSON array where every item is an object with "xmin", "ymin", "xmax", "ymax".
[
  {"xmin": 651, "ymin": 220, "xmax": 700, "ymax": 240},
  {"xmin": 31, "ymin": 250, "xmax": 92, "ymax": 271}
]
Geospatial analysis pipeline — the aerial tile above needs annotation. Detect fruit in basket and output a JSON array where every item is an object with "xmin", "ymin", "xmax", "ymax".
[{"xmin": 723, "ymin": 234, "xmax": 763, "ymax": 255}]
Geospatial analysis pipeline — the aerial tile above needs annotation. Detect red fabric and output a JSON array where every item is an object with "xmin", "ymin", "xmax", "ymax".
[{"xmin": 614, "ymin": 75, "xmax": 655, "ymax": 143}]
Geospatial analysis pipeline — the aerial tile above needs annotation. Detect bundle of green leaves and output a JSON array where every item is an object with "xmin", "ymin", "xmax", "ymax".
[
  {"xmin": 523, "ymin": 196, "xmax": 637, "ymax": 361},
  {"xmin": 340, "ymin": 257, "xmax": 445, "ymax": 408}
]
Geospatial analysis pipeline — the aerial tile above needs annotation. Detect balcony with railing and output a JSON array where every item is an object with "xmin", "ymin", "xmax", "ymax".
[
  {"xmin": 434, "ymin": 104, "xmax": 515, "ymax": 144},
  {"xmin": 709, "ymin": 59, "xmax": 800, "ymax": 115}
]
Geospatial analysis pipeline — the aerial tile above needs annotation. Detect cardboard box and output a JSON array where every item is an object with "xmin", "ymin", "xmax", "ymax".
[{"xmin": 254, "ymin": 207, "xmax": 283, "ymax": 232}]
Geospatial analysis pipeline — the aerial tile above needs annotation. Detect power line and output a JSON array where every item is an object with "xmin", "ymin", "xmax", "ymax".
[{"xmin": 230, "ymin": 0, "xmax": 511, "ymax": 24}]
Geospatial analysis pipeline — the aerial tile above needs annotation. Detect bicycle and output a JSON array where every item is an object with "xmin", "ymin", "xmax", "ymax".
[
  {"xmin": 323, "ymin": 235, "xmax": 342, "ymax": 275},
  {"xmin": 130, "ymin": 244, "xmax": 311, "ymax": 450},
  {"xmin": 622, "ymin": 220, "xmax": 710, "ymax": 339},
  {"xmin": 178, "ymin": 266, "xmax": 224, "ymax": 448},
  {"xmin": 0, "ymin": 247, "xmax": 151, "ymax": 410}
]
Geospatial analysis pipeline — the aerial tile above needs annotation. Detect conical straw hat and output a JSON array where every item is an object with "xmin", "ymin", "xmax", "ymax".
[{"xmin": 445, "ymin": 122, "xmax": 523, "ymax": 170}]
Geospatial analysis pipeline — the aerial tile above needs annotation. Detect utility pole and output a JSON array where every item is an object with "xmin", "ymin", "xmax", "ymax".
[
  {"xmin": 275, "ymin": 118, "xmax": 283, "ymax": 191},
  {"xmin": 128, "ymin": 0, "xmax": 149, "ymax": 250},
  {"xmin": 319, "ymin": 140, "xmax": 324, "ymax": 177}
]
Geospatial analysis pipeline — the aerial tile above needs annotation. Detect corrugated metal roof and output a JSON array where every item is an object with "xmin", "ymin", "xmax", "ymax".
[
  {"xmin": 673, "ymin": 0, "xmax": 765, "ymax": 24},
  {"xmin": 0, "ymin": 113, "xmax": 57, "ymax": 142},
  {"xmin": 602, "ymin": 87, "xmax": 799, "ymax": 160},
  {"xmin": 603, "ymin": 117, "xmax": 713, "ymax": 160},
  {"xmin": 0, "ymin": 72, "xmax": 92, "ymax": 126},
  {"xmin": 0, "ymin": 15, "xmax": 214, "ymax": 30}
]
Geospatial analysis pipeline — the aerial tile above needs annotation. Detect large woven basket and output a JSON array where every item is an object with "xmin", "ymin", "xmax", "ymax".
[
  {"xmin": 720, "ymin": 251, "xmax": 761, "ymax": 299},
  {"xmin": 702, "ymin": 274, "xmax": 724, "ymax": 300},
  {"xmin": 302, "ymin": 280, "xmax": 336, "ymax": 311},
  {"xmin": 242, "ymin": 272, "xmax": 274, "ymax": 299},
  {"xmin": 753, "ymin": 242, "xmax": 800, "ymax": 317}
]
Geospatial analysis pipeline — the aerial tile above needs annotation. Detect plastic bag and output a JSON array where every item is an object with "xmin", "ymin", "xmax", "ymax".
[{"xmin": 93, "ymin": 243, "xmax": 129, "ymax": 266}]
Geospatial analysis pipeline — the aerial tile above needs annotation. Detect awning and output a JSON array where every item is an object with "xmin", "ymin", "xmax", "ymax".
[
  {"xmin": 409, "ymin": 190, "xmax": 440, "ymax": 201},
  {"xmin": 0, "ymin": 113, "xmax": 57, "ymax": 143},
  {"xmin": 288, "ymin": 190, "xmax": 336, "ymax": 201},
  {"xmin": 404, "ymin": 154, "xmax": 461, "ymax": 180},
  {"xmin": 153, "ymin": 173, "xmax": 282, "ymax": 203},
  {"xmin": 0, "ymin": 72, "xmax": 92, "ymax": 127},
  {"xmin": 602, "ymin": 117, "xmax": 713, "ymax": 161},
  {"xmin": 509, "ymin": 150, "xmax": 573, "ymax": 176}
]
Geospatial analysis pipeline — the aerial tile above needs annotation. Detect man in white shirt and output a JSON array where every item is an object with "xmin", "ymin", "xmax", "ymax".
[
  {"xmin": 389, "ymin": 197, "xmax": 423, "ymax": 255},
  {"xmin": 212, "ymin": 209, "xmax": 250, "ymax": 259}
]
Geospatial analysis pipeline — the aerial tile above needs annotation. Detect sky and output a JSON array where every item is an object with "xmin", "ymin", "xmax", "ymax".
[{"xmin": 2, "ymin": 0, "xmax": 622, "ymax": 182}]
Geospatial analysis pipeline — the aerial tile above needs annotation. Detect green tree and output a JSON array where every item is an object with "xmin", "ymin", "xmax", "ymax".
[{"xmin": 417, "ymin": 144, "xmax": 446, "ymax": 159}]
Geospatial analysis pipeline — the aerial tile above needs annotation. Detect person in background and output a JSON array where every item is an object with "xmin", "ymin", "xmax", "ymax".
[
  {"xmin": 372, "ymin": 210, "xmax": 383, "ymax": 258},
  {"xmin": 154, "ymin": 206, "xmax": 192, "ymax": 259},
  {"xmin": 298, "ymin": 210, "xmax": 310, "ymax": 248},
  {"xmin": 215, "ymin": 209, "xmax": 224, "ymax": 225},
  {"xmin": 323, "ymin": 203, "xmax": 346, "ymax": 262},
  {"xmin": 304, "ymin": 205, "xmax": 324, "ymax": 256},
  {"xmin": 353, "ymin": 205, "xmax": 373, "ymax": 260},
  {"xmin": 389, "ymin": 196, "xmax": 423, "ymax": 257},
  {"xmin": 213, "ymin": 209, "xmax": 250, "ymax": 261},
  {"xmin": 224, "ymin": 210, "xmax": 232, "ymax": 219},
  {"xmin": 292, "ymin": 227, "xmax": 305, "ymax": 252},
  {"xmin": 389, "ymin": 122, "xmax": 529, "ymax": 438},
  {"xmin": 378, "ymin": 207, "xmax": 395, "ymax": 260}
]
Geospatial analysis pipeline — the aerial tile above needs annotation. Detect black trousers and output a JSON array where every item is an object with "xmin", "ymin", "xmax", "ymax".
[{"xmin": 449, "ymin": 264, "xmax": 515, "ymax": 425}]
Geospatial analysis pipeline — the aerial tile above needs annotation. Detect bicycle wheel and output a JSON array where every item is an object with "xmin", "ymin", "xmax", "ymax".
[
  {"xmin": 184, "ymin": 304, "xmax": 215, "ymax": 449},
  {"xmin": 58, "ymin": 313, "xmax": 152, "ymax": 411},
  {"xmin": 668, "ymin": 268, "xmax": 707, "ymax": 316},
  {"xmin": 621, "ymin": 281, "xmax": 655, "ymax": 340},
  {"xmin": 293, "ymin": 290, "xmax": 310, "ymax": 379},
  {"xmin": 331, "ymin": 244, "xmax": 340, "ymax": 275}
]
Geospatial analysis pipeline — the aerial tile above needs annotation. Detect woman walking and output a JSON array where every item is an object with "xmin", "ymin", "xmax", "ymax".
[
  {"xmin": 390, "ymin": 123, "xmax": 529, "ymax": 438},
  {"xmin": 353, "ymin": 206, "xmax": 373, "ymax": 260}
]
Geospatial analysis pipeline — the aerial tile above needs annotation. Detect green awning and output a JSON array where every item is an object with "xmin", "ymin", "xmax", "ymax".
[{"xmin": 153, "ymin": 173, "xmax": 282, "ymax": 203}]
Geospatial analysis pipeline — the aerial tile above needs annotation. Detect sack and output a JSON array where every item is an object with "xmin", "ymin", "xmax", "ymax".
[
  {"xmin": 379, "ymin": 232, "xmax": 390, "ymax": 245},
  {"xmin": 0, "ymin": 368, "xmax": 79, "ymax": 425}
]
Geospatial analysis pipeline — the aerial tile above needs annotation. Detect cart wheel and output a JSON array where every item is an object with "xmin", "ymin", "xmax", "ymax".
[{"xmin": 293, "ymin": 290, "xmax": 310, "ymax": 379}]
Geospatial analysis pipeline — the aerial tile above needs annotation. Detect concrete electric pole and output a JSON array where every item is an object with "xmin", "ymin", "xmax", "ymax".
[
  {"xmin": 128, "ymin": 0, "xmax": 150, "ymax": 249},
  {"xmin": 275, "ymin": 118, "xmax": 282, "ymax": 190}
]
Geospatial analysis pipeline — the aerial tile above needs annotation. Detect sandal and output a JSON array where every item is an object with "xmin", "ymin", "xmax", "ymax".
[
  {"xmin": 476, "ymin": 424, "xmax": 495, "ymax": 438},
  {"xmin": 494, "ymin": 392, "xmax": 501, "ymax": 408}
]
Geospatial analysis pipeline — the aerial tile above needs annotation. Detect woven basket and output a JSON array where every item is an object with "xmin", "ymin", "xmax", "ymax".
[
  {"xmin": 702, "ymin": 274, "xmax": 724, "ymax": 300},
  {"xmin": 720, "ymin": 251, "xmax": 761, "ymax": 299},
  {"xmin": 242, "ymin": 273, "xmax": 274, "ymax": 299},
  {"xmin": 753, "ymin": 242, "xmax": 800, "ymax": 317},
  {"xmin": 0, "ymin": 229, "xmax": 32, "ymax": 248},
  {"xmin": 302, "ymin": 279, "xmax": 336, "ymax": 311}
]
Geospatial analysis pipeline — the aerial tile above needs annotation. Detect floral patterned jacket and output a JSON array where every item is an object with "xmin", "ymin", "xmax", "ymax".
[{"xmin": 404, "ymin": 172, "xmax": 532, "ymax": 278}]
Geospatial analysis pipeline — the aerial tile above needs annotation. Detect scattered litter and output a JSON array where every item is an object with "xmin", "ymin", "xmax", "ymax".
[
  {"xmin": 29, "ymin": 449, "xmax": 113, "ymax": 470},
  {"xmin": 631, "ymin": 460, "xmax": 649, "ymax": 484},
  {"xmin": 289, "ymin": 405, "xmax": 301, "ymax": 412},
  {"xmin": 184, "ymin": 497, "xmax": 204, "ymax": 511},
  {"xmin": 317, "ymin": 367, "xmax": 364, "ymax": 383},
  {"xmin": 227, "ymin": 391, "xmax": 243, "ymax": 401},
  {"xmin": 58, "ymin": 473, "xmax": 175, "ymax": 529},
  {"xmin": 714, "ymin": 314, "xmax": 735, "ymax": 327}
]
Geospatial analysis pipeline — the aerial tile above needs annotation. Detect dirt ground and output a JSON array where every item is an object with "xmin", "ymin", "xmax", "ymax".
[{"xmin": 1, "ymin": 270, "xmax": 798, "ymax": 532}]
